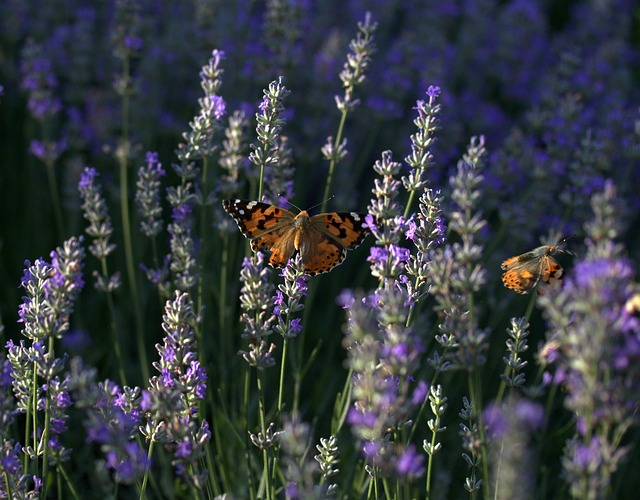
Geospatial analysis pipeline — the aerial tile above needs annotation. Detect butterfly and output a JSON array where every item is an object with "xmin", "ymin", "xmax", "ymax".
[
  {"xmin": 222, "ymin": 199, "xmax": 370, "ymax": 276},
  {"xmin": 501, "ymin": 236, "xmax": 572, "ymax": 294}
]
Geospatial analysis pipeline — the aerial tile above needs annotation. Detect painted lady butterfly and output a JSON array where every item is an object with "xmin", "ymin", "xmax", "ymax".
[
  {"xmin": 222, "ymin": 199, "xmax": 369, "ymax": 276},
  {"xmin": 501, "ymin": 237, "xmax": 571, "ymax": 294}
]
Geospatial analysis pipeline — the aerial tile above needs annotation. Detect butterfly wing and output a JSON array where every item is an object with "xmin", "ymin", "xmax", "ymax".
[
  {"xmin": 222, "ymin": 199, "xmax": 298, "ymax": 267},
  {"xmin": 501, "ymin": 245, "xmax": 564, "ymax": 294},
  {"xmin": 501, "ymin": 254, "xmax": 542, "ymax": 294},
  {"xmin": 300, "ymin": 212, "xmax": 369, "ymax": 275}
]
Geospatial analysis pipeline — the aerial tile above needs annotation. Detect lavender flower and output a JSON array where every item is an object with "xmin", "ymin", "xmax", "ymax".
[
  {"xmin": 278, "ymin": 415, "xmax": 324, "ymax": 498},
  {"xmin": 500, "ymin": 317, "xmax": 530, "ymax": 390},
  {"xmin": 7, "ymin": 240, "xmax": 84, "ymax": 489},
  {"xmin": 0, "ymin": 440, "xmax": 41, "ymax": 499},
  {"xmin": 140, "ymin": 255, "xmax": 172, "ymax": 299},
  {"xmin": 343, "ymin": 287, "xmax": 426, "ymax": 479},
  {"xmin": 28, "ymin": 139, "xmax": 67, "ymax": 164},
  {"xmin": 111, "ymin": 0, "xmax": 143, "ymax": 61},
  {"xmin": 428, "ymin": 136, "xmax": 488, "ymax": 371},
  {"xmin": 539, "ymin": 182, "xmax": 639, "ymax": 498},
  {"xmin": 237, "ymin": 253, "xmax": 276, "ymax": 370},
  {"xmin": 78, "ymin": 167, "xmax": 118, "ymax": 270},
  {"xmin": 18, "ymin": 237, "xmax": 85, "ymax": 341},
  {"xmin": 335, "ymin": 12, "xmax": 377, "ymax": 114},
  {"xmin": 263, "ymin": 0, "xmax": 305, "ymax": 75},
  {"xmin": 315, "ymin": 435, "xmax": 340, "ymax": 495},
  {"xmin": 274, "ymin": 254, "xmax": 308, "ymax": 339},
  {"xmin": 320, "ymin": 12, "xmax": 378, "ymax": 205},
  {"xmin": 176, "ymin": 49, "xmax": 227, "ymax": 162},
  {"xmin": 484, "ymin": 398, "xmax": 544, "ymax": 500},
  {"xmin": 135, "ymin": 151, "xmax": 166, "ymax": 238},
  {"xmin": 262, "ymin": 135, "xmax": 295, "ymax": 206},
  {"xmin": 459, "ymin": 397, "xmax": 482, "ymax": 495},
  {"xmin": 395, "ymin": 444, "xmax": 425, "ymax": 480},
  {"xmin": 402, "ymin": 86, "xmax": 441, "ymax": 199},
  {"xmin": 218, "ymin": 109, "xmax": 250, "ymax": 197},
  {"xmin": 248, "ymin": 77, "xmax": 291, "ymax": 199},
  {"xmin": 20, "ymin": 39, "xmax": 61, "ymax": 120},
  {"xmin": 166, "ymin": 183, "xmax": 198, "ymax": 291},
  {"xmin": 68, "ymin": 359, "xmax": 149, "ymax": 485},
  {"xmin": 142, "ymin": 291, "xmax": 210, "ymax": 489},
  {"xmin": 366, "ymin": 151, "xmax": 409, "ymax": 283},
  {"xmin": 0, "ymin": 354, "xmax": 17, "ymax": 432}
]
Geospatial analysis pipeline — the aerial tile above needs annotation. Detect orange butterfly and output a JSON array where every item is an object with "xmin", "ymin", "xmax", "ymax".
[
  {"xmin": 501, "ymin": 237, "xmax": 571, "ymax": 294},
  {"xmin": 222, "ymin": 199, "xmax": 369, "ymax": 276}
]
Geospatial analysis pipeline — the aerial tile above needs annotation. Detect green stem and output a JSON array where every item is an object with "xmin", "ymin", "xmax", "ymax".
[
  {"xmin": 244, "ymin": 368, "xmax": 257, "ymax": 500},
  {"xmin": 101, "ymin": 258, "xmax": 127, "ymax": 386},
  {"xmin": 57, "ymin": 463, "xmax": 80, "ymax": 500},
  {"xmin": 196, "ymin": 159, "xmax": 210, "ymax": 416},
  {"xmin": 41, "ymin": 336, "xmax": 55, "ymax": 496},
  {"xmin": 118, "ymin": 54, "xmax": 149, "ymax": 382},
  {"xmin": 256, "ymin": 371, "xmax": 272, "ymax": 500},
  {"xmin": 321, "ymin": 109, "xmax": 348, "ymax": 213},
  {"xmin": 139, "ymin": 438, "xmax": 154, "ymax": 499},
  {"xmin": 44, "ymin": 158, "xmax": 65, "ymax": 239},
  {"xmin": 277, "ymin": 338, "xmax": 289, "ymax": 414}
]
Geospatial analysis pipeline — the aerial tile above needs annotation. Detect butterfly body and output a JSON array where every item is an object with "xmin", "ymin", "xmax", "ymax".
[
  {"xmin": 223, "ymin": 199, "xmax": 369, "ymax": 275},
  {"xmin": 501, "ymin": 240, "xmax": 566, "ymax": 294}
]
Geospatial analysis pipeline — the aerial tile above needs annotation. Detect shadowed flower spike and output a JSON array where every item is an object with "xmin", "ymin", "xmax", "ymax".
[
  {"xmin": 237, "ymin": 253, "xmax": 277, "ymax": 369},
  {"xmin": 79, "ymin": 167, "xmax": 117, "ymax": 261},
  {"xmin": 135, "ymin": 152, "xmax": 166, "ymax": 238}
]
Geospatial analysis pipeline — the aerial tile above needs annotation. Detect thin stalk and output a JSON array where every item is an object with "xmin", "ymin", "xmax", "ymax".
[
  {"xmin": 40, "ymin": 336, "xmax": 56, "ymax": 496},
  {"xmin": 256, "ymin": 371, "xmax": 273, "ymax": 500},
  {"xmin": 44, "ymin": 157, "xmax": 65, "ymax": 239},
  {"xmin": 57, "ymin": 463, "xmax": 80, "ymax": 500},
  {"xmin": 101, "ymin": 257, "xmax": 127, "ymax": 386},
  {"xmin": 118, "ymin": 55, "xmax": 148, "ymax": 382},
  {"xmin": 139, "ymin": 438, "xmax": 154, "ymax": 499},
  {"xmin": 244, "ymin": 368, "xmax": 257, "ymax": 500},
  {"xmin": 321, "ymin": 109, "xmax": 348, "ymax": 213},
  {"xmin": 196, "ymin": 158, "xmax": 211, "ymax": 348},
  {"xmin": 277, "ymin": 338, "xmax": 289, "ymax": 414}
]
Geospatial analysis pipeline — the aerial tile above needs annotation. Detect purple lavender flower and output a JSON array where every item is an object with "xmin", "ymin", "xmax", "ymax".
[
  {"xmin": 248, "ymin": 77, "xmax": 291, "ymax": 200},
  {"xmin": 135, "ymin": 151, "xmax": 166, "ymax": 238},
  {"xmin": 217, "ymin": 109, "xmax": 250, "ymax": 197},
  {"xmin": 69, "ymin": 361, "xmax": 150, "ymax": 485},
  {"xmin": 538, "ymin": 182, "xmax": 640, "ymax": 498},
  {"xmin": 428, "ymin": 136, "xmax": 488, "ymax": 371},
  {"xmin": 176, "ymin": 49, "xmax": 227, "ymax": 162},
  {"xmin": 78, "ymin": 167, "xmax": 118, "ymax": 264},
  {"xmin": 0, "ymin": 440, "xmax": 41, "ymax": 499},
  {"xmin": 395, "ymin": 444, "xmax": 425, "ymax": 479},
  {"xmin": 18, "ymin": 237, "xmax": 85, "ymax": 340},
  {"xmin": 343, "ymin": 286, "xmax": 427, "ymax": 478},
  {"xmin": 20, "ymin": 39, "xmax": 62, "ymax": 120},
  {"xmin": 238, "ymin": 253, "xmax": 277, "ymax": 369},
  {"xmin": 111, "ymin": 0, "xmax": 143, "ymax": 61},
  {"xmin": 0, "ymin": 354, "xmax": 18, "ymax": 433},
  {"xmin": 141, "ymin": 292, "xmax": 210, "ymax": 489},
  {"xmin": 166, "ymin": 184, "xmax": 197, "ymax": 291},
  {"xmin": 274, "ymin": 254, "xmax": 309, "ymax": 339},
  {"xmin": 483, "ymin": 398, "xmax": 544, "ymax": 499}
]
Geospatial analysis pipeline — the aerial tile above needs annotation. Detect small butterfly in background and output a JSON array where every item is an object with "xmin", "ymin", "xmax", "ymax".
[
  {"xmin": 222, "ymin": 199, "xmax": 370, "ymax": 276},
  {"xmin": 501, "ymin": 236, "xmax": 573, "ymax": 295}
]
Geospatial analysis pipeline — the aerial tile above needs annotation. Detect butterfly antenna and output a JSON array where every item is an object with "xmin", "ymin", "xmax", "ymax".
[
  {"xmin": 306, "ymin": 196, "xmax": 335, "ymax": 212},
  {"xmin": 280, "ymin": 195, "xmax": 335, "ymax": 213}
]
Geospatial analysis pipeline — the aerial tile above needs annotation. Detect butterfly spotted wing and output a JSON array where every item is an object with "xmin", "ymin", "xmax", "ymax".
[
  {"xmin": 501, "ymin": 243, "xmax": 565, "ymax": 294},
  {"xmin": 222, "ymin": 199, "xmax": 369, "ymax": 275}
]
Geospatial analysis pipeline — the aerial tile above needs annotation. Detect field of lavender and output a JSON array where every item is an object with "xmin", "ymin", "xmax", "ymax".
[{"xmin": 1, "ymin": 1, "xmax": 639, "ymax": 498}]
